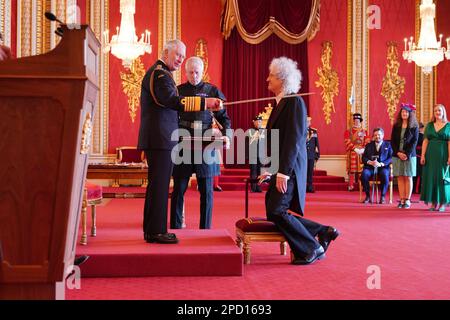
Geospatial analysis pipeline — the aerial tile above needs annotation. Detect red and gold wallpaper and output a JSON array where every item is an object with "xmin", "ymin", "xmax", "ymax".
[
  {"xmin": 307, "ymin": 0, "xmax": 348, "ymax": 155},
  {"xmin": 368, "ymin": 0, "xmax": 415, "ymax": 138}
]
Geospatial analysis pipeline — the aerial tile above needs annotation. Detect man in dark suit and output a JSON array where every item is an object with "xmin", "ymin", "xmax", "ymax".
[
  {"xmin": 138, "ymin": 40, "xmax": 222, "ymax": 244},
  {"xmin": 249, "ymin": 115, "xmax": 265, "ymax": 193},
  {"xmin": 306, "ymin": 116, "xmax": 320, "ymax": 193},
  {"xmin": 170, "ymin": 56, "xmax": 231, "ymax": 229},
  {"xmin": 260, "ymin": 57, "xmax": 339, "ymax": 265},
  {"xmin": 360, "ymin": 128, "xmax": 393, "ymax": 204}
]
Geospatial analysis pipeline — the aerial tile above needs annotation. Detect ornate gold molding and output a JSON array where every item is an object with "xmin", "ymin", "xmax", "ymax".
[
  {"xmin": 415, "ymin": 0, "xmax": 435, "ymax": 124},
  {"xmin": 348, "ymin": 0, "xmax": 369, "ymax": 130},
  {"xmin": 158, "ymin": 0, "xmax": 182, "ymax": 84},
  {"xmin": 120, "ymin": 57, "xmax": 145, "ymax": 123},
  {"xmin": 195, "ymin": 38, "xmax": 210, "ymax": 82},
  {"xmin": 315, "ymin": 41, "xmax": 339, "ymax": 125},
  {"xmin": 0, "ymin": 0, "xmax": 11, "ymax": 47},
  {"xmin": 88, "ymin": 0, "xmax": 109, "ymax": 156},
  {"xmin": 80, "ymin": 113, "xmax": 93, "ymax": 154},
  {"xmin": 381, "ymin": 42, "xmax": 405, "ymax": 124},
  {"xmin": 221, "ymin": 0, "xmax": 320, "ymax": 44}
]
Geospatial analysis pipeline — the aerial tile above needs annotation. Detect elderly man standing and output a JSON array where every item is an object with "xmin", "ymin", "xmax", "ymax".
[
  {"xmin": 259, "ymin": 57, "xmax": 339, "ymax": 265},
  {"xmin": 170, "ymin": 56, "xmax": 231, "ymax": 229},
  {"xmin": 138, "ymin": 40, "xmax": 222, "ymax": 244}
]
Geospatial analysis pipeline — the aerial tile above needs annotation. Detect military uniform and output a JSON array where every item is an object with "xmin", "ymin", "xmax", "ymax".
[
  {"xmin": 170, "ymin": 81, "xmax": 231, "ymax": 229},
  {"xmin": 138, "ymin": 60, "xmax": 212, "ymax": 238},
  {"xmin": 344, "ymin": 114, "xmax": 370, "ymax": 190},
  {"xmin": 248, "ymin": 116, "xmax": 265, "ymax": 192},
  {"xmin": 306, "ymin": 127, "xmax": 320, "ymax": 192}
]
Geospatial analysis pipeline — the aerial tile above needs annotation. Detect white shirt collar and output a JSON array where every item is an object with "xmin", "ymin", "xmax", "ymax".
[{"xmin": 275, "ymin": 91, "xmax": 285, "ymax": 105}]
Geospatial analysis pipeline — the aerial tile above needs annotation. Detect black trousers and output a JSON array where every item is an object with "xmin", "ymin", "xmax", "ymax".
[
  {"xmin": 143, "ymin": 149, "xmax": 173, "ymax": 235},
  {"xmin": 306, "ymin": 158, "xmax": 315, "ymax": 190},
  {"xmin": 265, "ymin": 176, "xmax": 327, "ymax": 258},
  {"xmin": 249, "ymin": 163, "xmax": 262, "ymax": 191},
  {"xmin": 360, "ymin": 167, "xmax": 390, "ymax": 197},
  {"xmin": 170, "ymin": 176, "xmax": 214, "ymax": 229}
]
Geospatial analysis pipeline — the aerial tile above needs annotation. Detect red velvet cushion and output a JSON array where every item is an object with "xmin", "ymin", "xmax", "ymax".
[
  {"xmin": 235, "ymin": 217, "xmax": 280, "ymax": 232},
  {"xmin": 119, "ymin": 149, "xmax": 144, "ymax": 163},
  {"xmin": 86, "ymin": 182, "xmax": 102, "ymax": 201}
]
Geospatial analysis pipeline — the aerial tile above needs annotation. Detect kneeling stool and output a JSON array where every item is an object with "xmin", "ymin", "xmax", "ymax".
[{"xmin": 235, "ymin": 179, "xmax": 287, "ymax": 264}]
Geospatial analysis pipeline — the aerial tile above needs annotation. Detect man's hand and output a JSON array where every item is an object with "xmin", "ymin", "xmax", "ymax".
[
  {"xmin": 205, "ymin": 98, "xmax": 223, "ymax": 111},
  {"xmin": 257, "ymin": 172, "xmax": 272, "ymax": 185},
  {"xmin": 276, "ymin": 175, "xmax": 288, "ymax": 194},
  {"xmin": 397, "ymin": 152, "xmax": 407, "ymax": 161},
  {"xmin": 224, "ymin": 136, "xmax": 231, "ymax": 150},
  {"xmin": 0, "ymin": 45, "xmax": 12, "ymax": 61},
  {"xmin": 420, "ymin": 156, "xmax": 425, "ymax": 165}
]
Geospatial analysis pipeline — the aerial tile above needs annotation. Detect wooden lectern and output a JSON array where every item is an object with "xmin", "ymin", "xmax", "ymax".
[{"xmin": 0, "ymin": 25, "xmax": 100, "ymax": 300}]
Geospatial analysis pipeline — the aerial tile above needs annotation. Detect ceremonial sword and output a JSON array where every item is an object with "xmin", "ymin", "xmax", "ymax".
[{"xmin": 221, "ymin": 92, "xmax": 315, "ymax": 106}]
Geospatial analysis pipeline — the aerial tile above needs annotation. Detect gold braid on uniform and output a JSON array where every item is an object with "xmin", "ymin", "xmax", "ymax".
[{"xmin": 181, "ymin": 96, "xmax": 204, "ymax": 112}]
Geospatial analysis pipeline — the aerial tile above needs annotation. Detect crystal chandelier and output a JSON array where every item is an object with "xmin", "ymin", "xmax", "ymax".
[
  {"xmin": 103, "ymin": 0, "xmax": 151, "ymax": 69},
  {"xmin": 402, "ymin": 0, "xmax": 450, "ymax": 75}
]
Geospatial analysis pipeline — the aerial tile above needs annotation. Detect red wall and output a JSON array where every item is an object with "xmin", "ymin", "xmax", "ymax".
[
  {"xmin": 307, "ymin": 0, "xmax": 348, "ymax": 155},
  {"xmin": 368, "ymin": 0, "xmax": 415, "ymax": 139},
  {"xmin": 437, "ymin": 0, "xmax": 450, "ymax": 110},
  {"xmin": 181, "ymin": 0, "xmax": 224, "ymax": 87},
  {"xmin": 10, "ymin": 0, "xmax": 17, "ymax": 57},
  {"xmin": 108, "ymin": 0, "xmax": 159, "ymax": 153}
]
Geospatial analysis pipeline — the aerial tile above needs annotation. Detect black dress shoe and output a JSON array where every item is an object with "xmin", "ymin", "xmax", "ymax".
[
  {"xmin": 362, "ymin": 196, "xmax": 371, "ymax": 204},
  {"xmin": 318, "ymin": 227, "xmax": 340, "ymax": 252},
  {"xmin": 379, "ymin": 196, "xmax": 386, "ymax": 204},
  {"xmin": 74, "ymin": 255, "xmax": 89, "ymax": 266},
  {"xmin": 144, "ymin": 232, "xmax": 177, "ymax": 241},
  {"xmin": 291, "ymin": 246, "xmax": 325, "ymax": 265},
  {"xmin": 214, "ymin": 186, "xmax": 223, "ymax": 192},
  {"xmin": 146, "ymin": 233, "xmax": 179, "ymax": 244}
]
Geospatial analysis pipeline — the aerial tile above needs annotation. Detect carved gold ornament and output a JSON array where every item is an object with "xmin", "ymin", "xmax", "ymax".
[
  {"xmin": 81, "ymin": 113, "xmax": 93, "ymax": 154},
  {"xmin": 258, "ymin": 103, "xmax": 273, "ymax": 129},
  {"xmin": 120, "ymin": 57, "xmax": 146, "ymax": 123},
  {"xmin": 195, "ymin": 38, "xmax": 210, "ymax": 82},
  {"xmin": 381, "ymin": 42, "xmax": 405, "ymax": 124},
  {"xmin": 315, "ymin": 41, "xmax": 339, "ymax": 125}
]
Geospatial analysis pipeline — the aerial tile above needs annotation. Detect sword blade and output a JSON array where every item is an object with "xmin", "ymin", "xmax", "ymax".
[{"xmin": 222, "ymin": 92, "xmax": 315, "ymax": 106}]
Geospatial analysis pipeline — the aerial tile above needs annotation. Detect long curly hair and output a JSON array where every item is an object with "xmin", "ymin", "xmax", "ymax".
[{"xmin": 394, "ymin": 108, "xmax": 419, "ymax": 128}]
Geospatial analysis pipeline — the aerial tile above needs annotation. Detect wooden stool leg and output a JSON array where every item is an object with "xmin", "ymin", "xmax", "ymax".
[
  {"xmin": 236, "ymin": 237, "xmax": 243, "ymax": 251},
  {"xmin": 243, "ymin": 241, "xmax": 251, "ymax": 264},
  {"xmin": 280, "ymin": 241, "xmax": 287, "ymax": 255},
  {"xmin": 80, "ymin": 198, "xmax": 88, "ymax": 245},
  {"xmin": 90, "ymin": 204, "xmax": 97, "ymax": 237}
]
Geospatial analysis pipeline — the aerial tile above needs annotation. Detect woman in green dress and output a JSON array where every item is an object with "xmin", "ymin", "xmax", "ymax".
[{"xmin": 420, "ymin": 104, "xmax": 450, "ymax": 211}]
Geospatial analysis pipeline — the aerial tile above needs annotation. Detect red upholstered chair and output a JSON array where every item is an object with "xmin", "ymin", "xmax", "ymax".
[
  {"xmin": 235, "ymin": 179, "xmax": 287, "ymax": 264},
  {"xmin": 80, "ymin": 182, "xmax": 103, "ymax": 245},
  {"xmin": 114, "ymin": 146, "xmax": 148, "ymax": 187}
]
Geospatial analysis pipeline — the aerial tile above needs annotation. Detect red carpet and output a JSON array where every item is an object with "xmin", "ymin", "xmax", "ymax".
[
  {"xmin": 215, "ymin": 168, "xmax": 348, "ymax": 191},
  {"xmin": 68, "ymin": 191, "xmax": 450, "ymax": 300}
]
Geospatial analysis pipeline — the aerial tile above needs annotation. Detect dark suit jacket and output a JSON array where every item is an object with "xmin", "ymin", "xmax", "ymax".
[
  {"xmin": 138, "ymin": 60, "xmax": 206, "ymax": 151},
  {"xmin": 390, "ymin": 126, "xmax": 419, "ymax": 159},
  {"xmin": 172, "ymin": 81, "xmax": 231, "ymax": 178},
  {"xmin": 362, "ymin": 141, "xmax": 393, "ymax": 170},
  {"xmin": 266, "ymin": 95, "xmax": 307, "ymax": 216}
]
